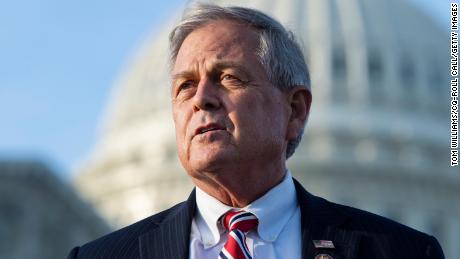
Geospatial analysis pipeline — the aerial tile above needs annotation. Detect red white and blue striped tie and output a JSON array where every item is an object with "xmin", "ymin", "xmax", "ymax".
[{"xmin": 219, "ymin": 210, "xmax": 258, "ymax": 259}]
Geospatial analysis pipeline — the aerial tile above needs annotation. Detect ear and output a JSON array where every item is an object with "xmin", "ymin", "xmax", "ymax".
[{"xmin": 286, "ymin": 86, "xmax": 312, "ymax": 140}]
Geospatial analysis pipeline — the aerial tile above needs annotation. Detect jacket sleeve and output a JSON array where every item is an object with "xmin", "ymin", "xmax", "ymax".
[
  {"xmin": 426, "ymin": 236, "xmax": 445, "ymax": 259},
  {"xmin": 67, "ymin": 246, "xmax": 80, "ymax": 259}
]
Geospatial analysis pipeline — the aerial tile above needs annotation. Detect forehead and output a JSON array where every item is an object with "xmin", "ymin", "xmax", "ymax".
[{"xmin": 172, "ymin": 20, "xmax": 261, "ymax": 73}]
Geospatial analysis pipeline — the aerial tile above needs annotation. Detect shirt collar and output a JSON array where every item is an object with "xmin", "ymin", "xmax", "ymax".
[
  {"xmin": 195, "ymin": 185, "xmax": 232, "ymax": 248},
  {"xmin": 195, "ymin": 170, "xmax": 298, "ymax": 248},
  {"xmin": 245, "ymin": 170, "xmax": 298, "ymax": 242}
]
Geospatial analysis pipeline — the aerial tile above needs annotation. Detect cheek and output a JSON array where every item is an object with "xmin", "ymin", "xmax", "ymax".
[
  {"xmin": 172, "ymin": 106, "xmax": 191, "ymax": 155},
  {"xmin": 226, "ymin": 95, "xmax": 255, "ymax": 132},
  {"xmin": 257, "ymin": 96, "xmax": 289, "ymax": 138},
  {"xmin": 231, "ymin": 96, "xmax": 274, "ymax": 137},
  {"xmin": 173, "ymin": 112, "xmax": 189, "ymax": 163},
  {"xmin": 173, "ymin": 105, "xmax": 188, "ymax": 134}
]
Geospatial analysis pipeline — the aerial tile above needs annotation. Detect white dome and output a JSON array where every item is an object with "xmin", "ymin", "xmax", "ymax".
[{"xmin": 103, "ymin": 0, "xmax": 447, "ymax": 133}]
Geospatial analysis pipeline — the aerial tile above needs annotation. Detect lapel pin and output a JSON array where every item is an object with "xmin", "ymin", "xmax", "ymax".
[
  {"xmin": 315, "ymin": 254, "xmax": 333, "ymax": 259},
  {"xmin": 313, "ymin": 240, "xmax": 335, "ymax": 249}
]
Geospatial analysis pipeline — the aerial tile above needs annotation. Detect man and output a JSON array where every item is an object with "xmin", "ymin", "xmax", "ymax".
[{"xmin": 68, "ymin": 3, "xmax": 444, "ymax": 259}]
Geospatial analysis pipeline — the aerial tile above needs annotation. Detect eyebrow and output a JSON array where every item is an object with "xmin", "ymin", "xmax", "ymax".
[
  {"xmin": 213, "ymin": 61, "xmax": 250, "ymax": 76},
  {"xmin": 171, "ymin": 60, "xmax": 251, "ymax": 81},
  {"xmin": 171, "ymin": 71, "xmax": 195, "ymax": 82}
]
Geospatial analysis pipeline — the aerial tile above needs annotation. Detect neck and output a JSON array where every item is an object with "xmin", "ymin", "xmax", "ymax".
[{"xmin": 191, "ymin": 162, "xmax": 287, "ymax": 207}]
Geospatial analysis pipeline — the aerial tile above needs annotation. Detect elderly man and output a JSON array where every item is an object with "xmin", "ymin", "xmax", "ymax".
[{"xmin": 68, "ymin": 3, "xmax": 444, "ymax": 259}]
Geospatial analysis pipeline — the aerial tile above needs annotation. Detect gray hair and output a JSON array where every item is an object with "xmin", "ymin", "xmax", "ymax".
[{"xmin": 169, "ymin": 3, "xmax": 311, "ymax": 159}]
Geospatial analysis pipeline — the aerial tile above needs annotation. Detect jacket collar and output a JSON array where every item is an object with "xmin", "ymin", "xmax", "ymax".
[
  {"xmin": 294, "ymin": 179, "xmax": 362, "ymax": 259},
  {"xmin": 139, "ymin": 189, "xmax": 196, "ymax": 259}
]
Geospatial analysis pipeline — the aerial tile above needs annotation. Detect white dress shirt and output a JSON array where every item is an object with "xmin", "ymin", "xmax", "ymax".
[{"xmin": 189, "ymin": 171, "xmax": 301, "ymax": 259}]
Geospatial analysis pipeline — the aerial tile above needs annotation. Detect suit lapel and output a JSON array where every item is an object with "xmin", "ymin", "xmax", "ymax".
[
  {"xmin": 139, "ymin": 189, "xmax": 196, "ymax": 259},
  {"xmin": 294, "ymin": 179, "xmax": 362, "ymax": 259}
]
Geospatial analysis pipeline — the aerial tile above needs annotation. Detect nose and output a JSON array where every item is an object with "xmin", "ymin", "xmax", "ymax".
[{"xmin": 192, "ymin": 78, "xmax": 221, "ymax": 112}]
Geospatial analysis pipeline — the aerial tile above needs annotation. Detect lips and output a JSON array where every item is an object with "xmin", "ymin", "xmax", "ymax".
[{"xmin": 194, "ymin": 123, "xmax": 226, "ymax": 136}]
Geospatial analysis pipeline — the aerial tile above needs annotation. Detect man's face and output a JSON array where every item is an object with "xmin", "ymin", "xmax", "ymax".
[{"xmin": 171, "ymin": 20, "xmax": 291, "ymax": 176}]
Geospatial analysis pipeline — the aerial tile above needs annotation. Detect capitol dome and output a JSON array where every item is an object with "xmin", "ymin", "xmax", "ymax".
[{"xmin": 74, "ymin": 0, "xmax": 459, "ymax": 257}]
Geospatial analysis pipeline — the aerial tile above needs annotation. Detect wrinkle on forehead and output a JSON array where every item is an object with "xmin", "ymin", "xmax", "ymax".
[{"xmin": 172, "ymin": 20, "xmax": 261, "ymax": 76}]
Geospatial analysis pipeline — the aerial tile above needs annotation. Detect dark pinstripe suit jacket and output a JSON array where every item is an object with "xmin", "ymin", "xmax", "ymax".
[{"xmin": 68, "ymin": 179, "xmax": 444, "ymax": 258}]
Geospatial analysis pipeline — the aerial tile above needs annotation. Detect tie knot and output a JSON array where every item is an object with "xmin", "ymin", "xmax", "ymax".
[{"xmin": 222, "ymin": 210, "xmax": 258, "ymax": 233}]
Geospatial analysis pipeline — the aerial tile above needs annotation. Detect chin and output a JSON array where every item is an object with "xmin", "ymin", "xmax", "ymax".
[{"xmin": 189, "ymin": 151, "xmax": 231, "ymax": 172}]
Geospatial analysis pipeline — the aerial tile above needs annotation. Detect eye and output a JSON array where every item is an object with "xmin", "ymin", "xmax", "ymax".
[
  {"xmin": 221, "ymin": 74, "xmax": 245, "ymax": 86},
  {"xmin": 177, "ymin": 80, "xmax": 196, "ymax": 91},
  {"xmin": 222, "ymin": 74, "xmax": 239, "ymax": 81}
]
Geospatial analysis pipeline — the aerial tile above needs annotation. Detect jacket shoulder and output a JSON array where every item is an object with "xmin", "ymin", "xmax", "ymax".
[
  {"xmin": 67, "ymin": 201, "xmax": 188, "ymax": 259},
  {"xmin": 323, "ymin": 198, "xmax": 444, "ymax": 258},
  {"xmin": 331, "ymin": 200, "xmax": 427, "ymax": 237}
]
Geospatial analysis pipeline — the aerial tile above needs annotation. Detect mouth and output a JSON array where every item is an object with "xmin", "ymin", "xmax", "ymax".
[{"xmin": 195, "ymin": 123, "xmax": 226, "ymax": 136}]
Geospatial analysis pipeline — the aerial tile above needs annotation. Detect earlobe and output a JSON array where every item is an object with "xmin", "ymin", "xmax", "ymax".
[{"xmin": 286, "ymin": 86, "xmax": 312, "ymax": 140}]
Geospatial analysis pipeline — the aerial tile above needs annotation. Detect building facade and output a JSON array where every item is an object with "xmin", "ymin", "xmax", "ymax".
[{"xmin": 0, "ymin": 160, "xmax": 111, "ymax": 259}]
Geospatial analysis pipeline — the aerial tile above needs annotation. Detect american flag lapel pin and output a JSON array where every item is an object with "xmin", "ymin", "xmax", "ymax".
[{"xmin": 313, "ymin": 240, "xmax": 335, "ymax": 249}]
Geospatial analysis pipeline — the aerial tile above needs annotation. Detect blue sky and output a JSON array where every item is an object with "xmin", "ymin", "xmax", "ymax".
[{"xmin": 0, "ymin": 0, "xmax": 450, "ymax": 180}]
